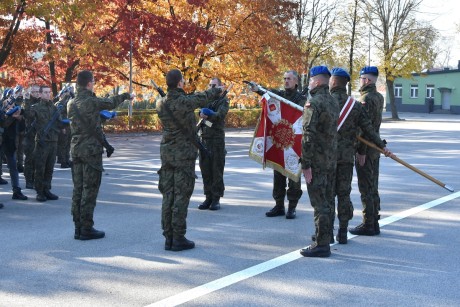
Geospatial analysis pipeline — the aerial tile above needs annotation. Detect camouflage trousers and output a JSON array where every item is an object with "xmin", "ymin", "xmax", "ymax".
[
  {"xmin": 199, "ymin": 138, "xmax": 226, "ymax": 200},
  {"xmin": 57, "ymin": 127, "xmax": 71, "ymax": 163},
  {"xmin": 71, "ymin": 154, "xmax": 103, "ymax": 229},
  {"xmin": 334, "ymin": 162, "xmax": 354, "ymax": 228},
  {"xmin": 355, "ymin": 156, "xmax": 380, "ymax": 225},
  {"xmin": 158, "ymin": 160, "xmax": 196, "ymax": 240},
  {"xmin": 273, "ymin": 170, "xmax": 303, "ymax": 205},
  {"xmin": 33, "ymin": 141, "xmax": 57, "ymax": 193},
  {"xmin": 307, "ymin": 168, "xmax": 335, "ymax": 246},
  {"xmin": 23, "ymin": 133, "xmax": 35, "ymax": 184}
]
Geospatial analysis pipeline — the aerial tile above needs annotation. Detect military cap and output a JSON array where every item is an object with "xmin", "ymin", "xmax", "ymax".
[
  {"xmin": 360, "ymin": 66, "xmax": 379, "ymax": 76},
  {"xmin": 331, "ymin": 67, "xmax": 350, "ymax": 81},
  {"xmin": 310, "ymin": 65, "xmax": 331, "ymax": 77}
]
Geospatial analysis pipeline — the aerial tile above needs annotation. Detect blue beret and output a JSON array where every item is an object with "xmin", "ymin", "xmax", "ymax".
[
  {"xmin": 360, "ymin": 66, "xmax": 379, "ymax": 76},
  {"xmin": 310, "ymin": 65, "xmax": 331, "ymax": 77},
  {"xmin": 331, "ymin": 67, "xmax": 350, "ymax": 81}
]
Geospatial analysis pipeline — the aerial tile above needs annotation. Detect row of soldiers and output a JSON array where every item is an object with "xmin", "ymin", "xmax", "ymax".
[
  {"xmin": 0, "ymin": 83, "xmax": 73, "ymax": 209},
  {"xmin": 156, "ymin": 66, "xmax": 392, "ymax": 257}
]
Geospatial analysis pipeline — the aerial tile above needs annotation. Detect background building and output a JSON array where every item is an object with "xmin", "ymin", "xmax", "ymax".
[{"xmin": 388, "ymin": 61, "xmax": 460, "ymax": 114}]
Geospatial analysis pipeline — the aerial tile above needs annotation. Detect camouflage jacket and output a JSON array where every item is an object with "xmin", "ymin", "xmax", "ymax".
[
  {"xmin": 301, "ymin": 84, "xmax": 339, "ymax": 171},
  {"xmin": 29, "ymin": 98, "xmax": 63, "ymax": 143},
  {"xmin": 68, "ymin": 87, "xmax": 130, "ymax": 157},
  {"xmin": 331, "ymin": 86, "xmax": 386, "ymax": 164},
  {"xmin": 357, "ymin": 83, "xmax": 384, "ymax": 159},
  {"xmin": 22, "ymin": 96, "xmax": 40, "ymax": 136},
  {"xmin": 157, "ymin": 87, "xmax": 222, "ymax": 163},
  {"xmin": 199, "ymin": 96, "xmax": 229, "ymax": 139}
]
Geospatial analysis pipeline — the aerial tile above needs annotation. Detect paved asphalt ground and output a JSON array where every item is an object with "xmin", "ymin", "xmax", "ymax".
[{"xmin": 1, "ymin": 112, "xmax": 460, "ymax": 306}]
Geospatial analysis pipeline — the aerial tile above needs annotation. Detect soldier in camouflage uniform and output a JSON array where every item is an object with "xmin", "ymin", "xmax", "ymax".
[
  {"xmin": 29, "ymin": 85, "xmax": 64, "ymax": 202},
  {"xmin": 300, "ymin": 66, "xmax": 338, "ymax": 258},
  {"xmin": 197, "ymin": 77, "xmax": 229, "ymax": 211},
  {"xmin": 55, "ymin": 89, "xmax": 73, "ymax": 168},
  {"xmin": 349, "ymin": 66, "xmax": 386, "ymax": 237},
  {"xmin": 22, "ymin": 85, "xmax": 40, "ymax": 189},
  {"xmin": 251, "ymin": 70, "xmax": 307, "ymax": 219},
  {"xmin": 329, "ymin": 68, "xmax": 391, "ymax": 244},
  {"xmin": 157, "ymin": 69, "xmax": 223, "ymax": 251},
  {"xmin": 68, "ymin": 70, "xmax": 131, "ymax": 241}
]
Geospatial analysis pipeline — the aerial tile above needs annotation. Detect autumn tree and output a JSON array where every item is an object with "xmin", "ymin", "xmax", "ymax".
[
  {"xmin": 1, "ymin": 0, "xmax": 215, "ymax": 95},
  {"xmin": 293, "ymin": 0, "xmax": 338, "ymax": 90},
  {"xmin": 0, "ymin": 1, "xmax": 26, "ymax": 69},
  {"xmin": 136, "ymin": 0, "xmax": 301, "ymax": 100},
  {"xmin": 365, "ymin": 0, "xmax": 438, "ymax": 119}
]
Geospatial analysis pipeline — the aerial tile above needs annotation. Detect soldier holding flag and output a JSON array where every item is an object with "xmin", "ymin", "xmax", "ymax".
[{"xmin": 250, "ymin": 70, "xmax": 307, "ymax": 219}]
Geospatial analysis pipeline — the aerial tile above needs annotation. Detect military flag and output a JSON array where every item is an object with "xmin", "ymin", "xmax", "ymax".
[{"xmin": 249, "ymin": 92, "xmax": 304, "ymax": 182}]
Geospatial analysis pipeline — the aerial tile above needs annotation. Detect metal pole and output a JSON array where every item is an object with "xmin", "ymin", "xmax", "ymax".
[{"xmin": 128, "ymin": 9, "xmax": 133, "ymax": 129}]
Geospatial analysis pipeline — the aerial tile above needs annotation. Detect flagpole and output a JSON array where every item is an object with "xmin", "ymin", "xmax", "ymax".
[
  {"xmin": 128, "ymin": 7, "xmax": 133, "ymax": 130},
  {"xmin": 243, "ymin": 81, "xmax": 303, "ymax": 111}
]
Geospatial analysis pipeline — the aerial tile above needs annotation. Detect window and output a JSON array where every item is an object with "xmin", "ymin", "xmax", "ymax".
[
  {"xmin": 426, "ymin": 84, "xmax": 435, "ymax": 98},
  {"xmin": 394, "ymin": 84, "xmax": 402, "ymax": 98},
  {"xmin": 410, "ymin": 85, "xmax": 418, "ymax": 98}
]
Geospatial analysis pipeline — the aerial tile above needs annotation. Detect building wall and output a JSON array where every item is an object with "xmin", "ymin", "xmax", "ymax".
[{"xmin": 386, "ymin": 70, "xmax": 460, "ymax": 114}]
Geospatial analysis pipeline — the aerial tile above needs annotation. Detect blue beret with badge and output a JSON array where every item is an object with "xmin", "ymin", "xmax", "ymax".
[
  {"xmin": 331, "ymin": 67, "xmax": 350, "ymax": 81},
  {"xmin": 310, "ymin": 65, "xmax": 331, "ymax": 77},
  {"xmin": 360, "ymin": 66, "xmax": 379, "ymax": 76}
]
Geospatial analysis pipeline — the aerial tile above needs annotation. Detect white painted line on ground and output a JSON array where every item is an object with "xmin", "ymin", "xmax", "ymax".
[{"xmin": 146, "ymin": 191, "xmax": 460, "ymax": 307}]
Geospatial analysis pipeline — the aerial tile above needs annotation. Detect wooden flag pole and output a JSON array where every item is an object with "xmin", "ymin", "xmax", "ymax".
[{"xmin": 357, "ymin": 136, "xmax": 454, "ymax": 192}]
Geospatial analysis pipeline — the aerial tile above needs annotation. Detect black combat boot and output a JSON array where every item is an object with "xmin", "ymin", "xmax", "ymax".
[
  {"xmin": 60, "ymin": 162, "xmax": 71, "ymax": 169},
  {"xmin": 198, "ymin": 197, "xmax": 212, "ymax": 210},
  {"xmin": 336, "ymin": 228, "xmax": 348, "ymax": 244},
  {"xmin": 374, "ymin": 215, "xmax": 381, "ymax": 235},
  {"xmin": 0, "ymin": 203, "xmax": 4, "ymax": 209},
  {"xmin": 374, "ymin": 221, "xmax": 380, "ymax": 235},
  {"xmin": 25, "ymin": 182, "xmax": 34, "ymax": 189},
  {"xmin": 266, "ymin": 201, "xmax": 285, "ymax": 217},
  {"xmin": 79, "ymin": 227, "xmax": 105, "ymax": 240},
  {"xmin": 209, "ymin": 197, "xmax": 221, "ymax": 211},
  {"xmin": 74, "ymin": 228, "xmax": 80, "ymax": 240},
  {"xmin": 286, "ymin": 201, "xmax": 297, "ymax": 219},
  {"xmin": 44, "ymin": 190, "xmax": 59, "ymax": 200},
  {"xmin": 300, "ymin": 243, "xmax": 331, "ymax": 258},
  {"xmin": 36, "ymin": 193, "xmax": 47, "ymax": 202},
  {"xmin": 17, "ymin": 165, "xmax": 24, "ymax": 173},
  {"xmin": 12, "ymin": 188, "xmax": 28, "ymax": 200},
  {"xmin": 165, "ymin": 238, "xmax": 173, "ymax": 250},
  {"xmin": 171, "ymin": 237, "xmax": 195, "ymax": 251},
  {"xmin": 349, "ymin": 223, "xmax": 375, "ymax": 236},
  {"xmin": 0, "ymin": 177, "xmax": 8, "ymax": 185}
]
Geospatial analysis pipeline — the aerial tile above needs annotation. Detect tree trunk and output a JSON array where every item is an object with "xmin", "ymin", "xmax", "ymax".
[
  {"xmin": 45, "ymin": 20, "xmax": 57, "ymax": 96},
  {"xmin": 385, "ymin": 78, "xmax": 400, "ymax": 119}
]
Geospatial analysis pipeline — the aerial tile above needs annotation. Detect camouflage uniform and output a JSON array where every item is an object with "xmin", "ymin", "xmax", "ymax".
[
  {"xmin": 331, "ymin": 86, "xmax": 386, "ymax": 229},
  {"xmin": 56, "ymin": 95, "xmax": 72, "ymax": 166},
  {"xmin": 301, "ymin": 84, "xmax": 339, "ymax": 246},
  {"xmin": 30, "ymin": 98, "xmax": 62, "ymax": 195},
  {"xmin": 15, "ymin": 96, "xmax": 25, "ymax": 169},
  {"xmin": 67, "ymin": 87, "xmax": 129, "ymax": 230},
  {"xmin": 259, "ymin": 88, "xmax": 306, "ymax": 208},
  {"xmin": 157, "ymin": 87, "xmax": 221, "ymax": 241},
  {"xmin": 355, "ymin": 83, "xmax": 384, "ymax": 226},
  {"xmin": 22, "ymin": 95, "xmax": 40, "ymax": 187},
  {"xmin": 198, "ymin": 96, "xmax": 229, "ymax": 202}
]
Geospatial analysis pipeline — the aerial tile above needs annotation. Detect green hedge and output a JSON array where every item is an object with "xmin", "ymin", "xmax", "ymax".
[{"xmin": 103, "ymin": 109, "xmax": 262, "ymax": 133}]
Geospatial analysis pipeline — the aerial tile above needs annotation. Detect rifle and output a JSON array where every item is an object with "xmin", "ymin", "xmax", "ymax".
[
  {"xmin": 38, "ymin": 104, "xmax": 63, "ymax": 146},
  {"xmin": 151, "ymin": 79, "xmax": 212, "ymax": 158}
]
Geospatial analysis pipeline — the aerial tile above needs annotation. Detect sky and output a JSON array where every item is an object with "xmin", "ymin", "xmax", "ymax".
[{"xmin": 418, "ymin": 0, "xmax": 460, "ymax": 68}]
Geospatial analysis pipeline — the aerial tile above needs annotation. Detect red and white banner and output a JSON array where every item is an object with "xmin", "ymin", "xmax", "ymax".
[{"xmin": 249, "ymin": 92, "xmax": 303, "ymax": 182}]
